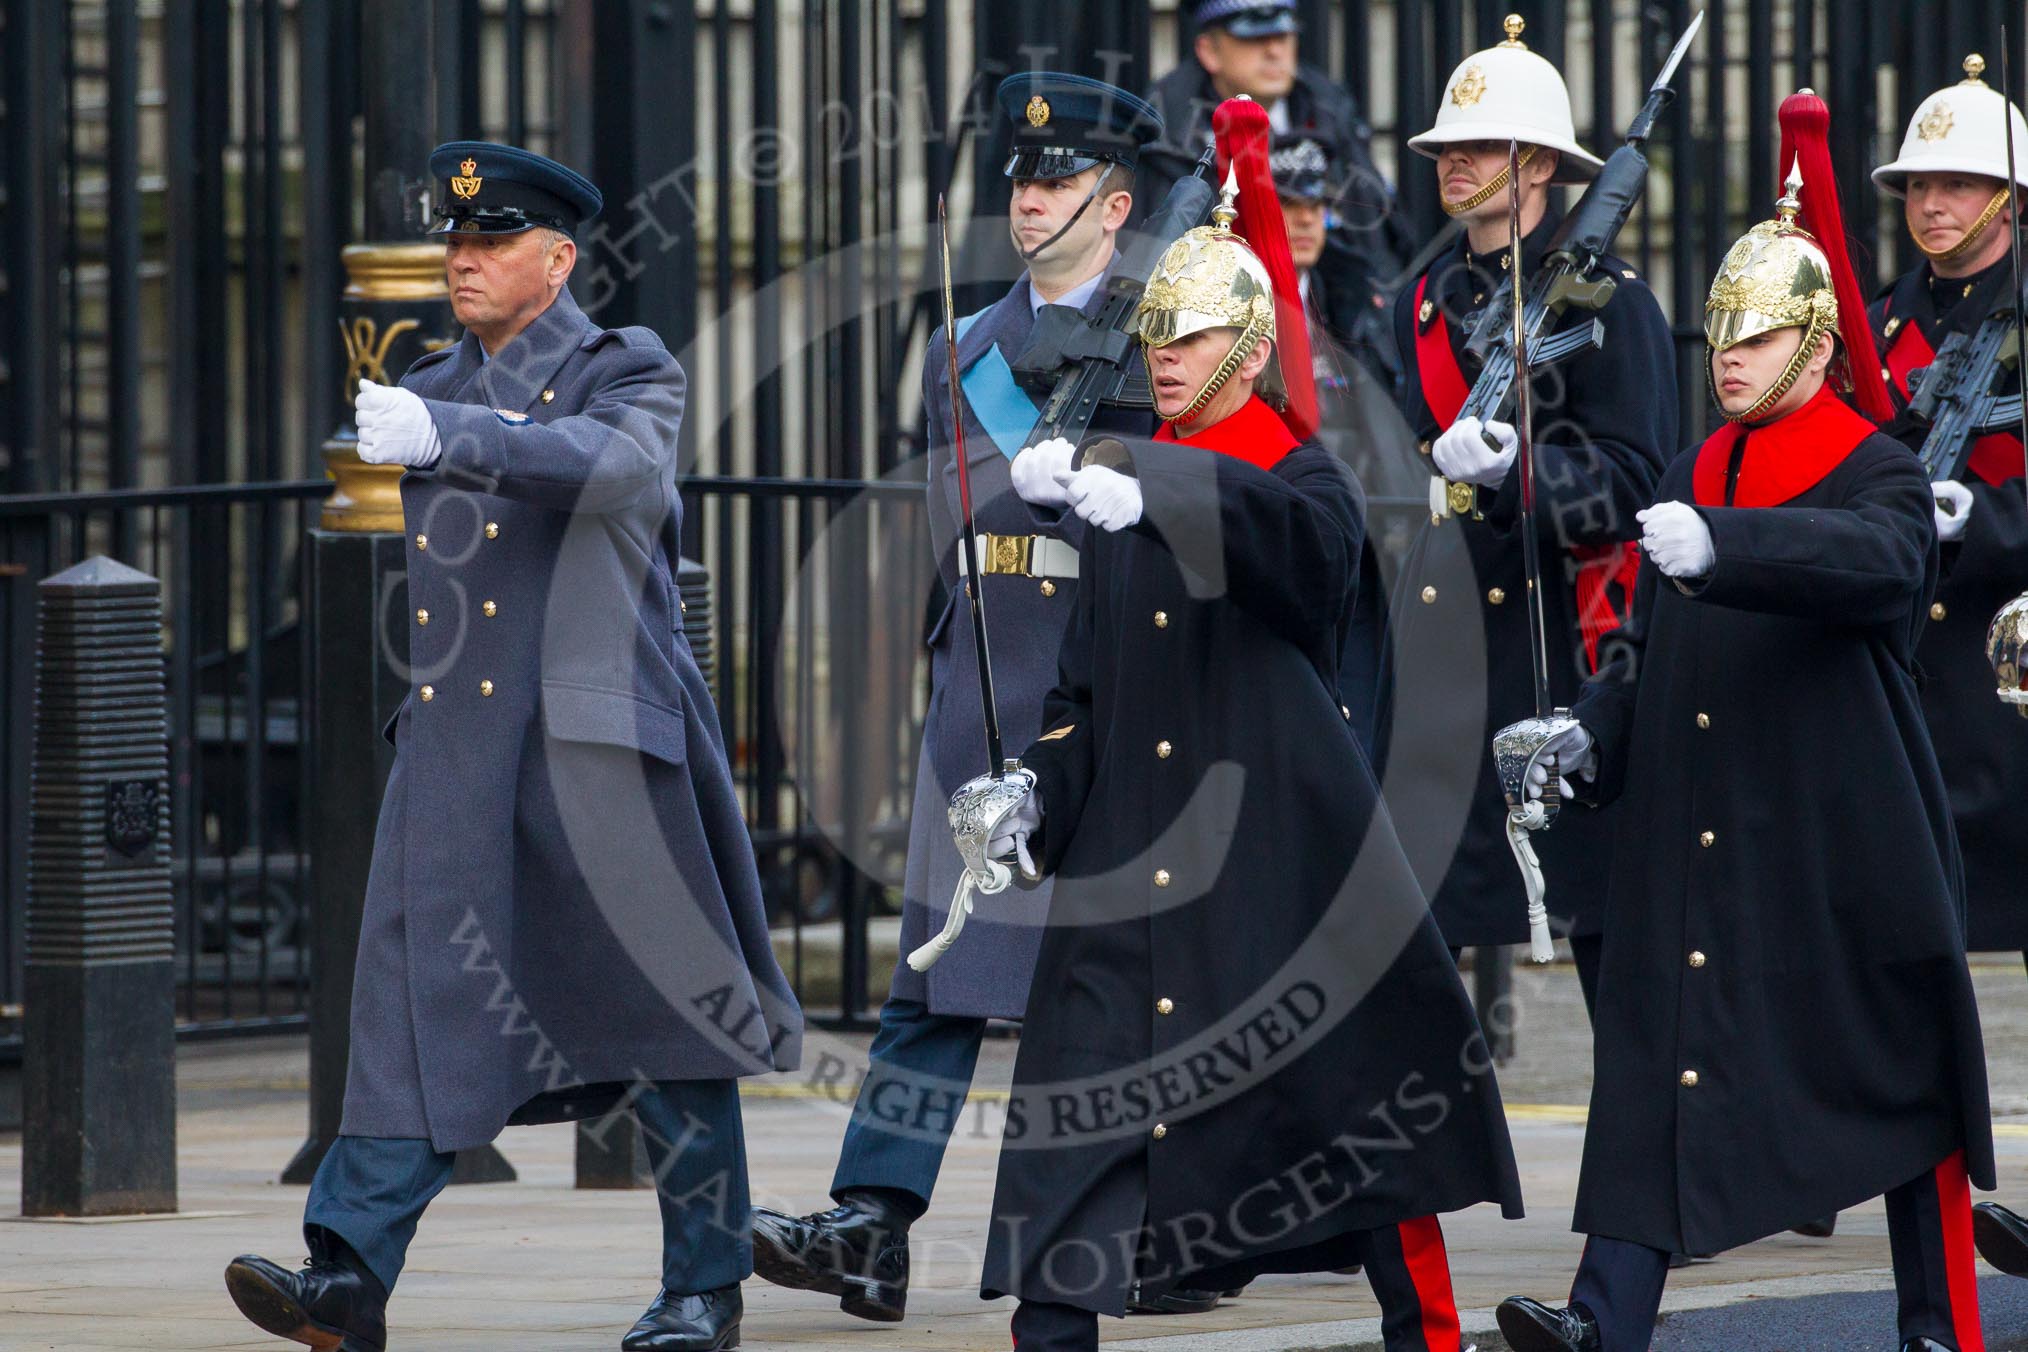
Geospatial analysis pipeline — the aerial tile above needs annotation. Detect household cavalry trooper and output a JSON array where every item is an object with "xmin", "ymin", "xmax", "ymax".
[
  {"xmin": 1495, "ymin": 93, "xmax": 1993, "ymax": 1352},
  {"xmin": 1383, "ymin": 16, "xmax": 1675, "ymax": 1010},
  {"xmin": 744, "ymin": 73, "xmax": 1198, "ymax": 1321},
  {"xmin": 1871, "ymin": 54, "xmax": 2028, "ymax": 1283},
  {"xmin": 981, "ymin": 94, "xmax": 1522, "ymax": 1352},
  {"xmin": 223, "ymin": 142, "xmax": 803, "ymax": 1352}
]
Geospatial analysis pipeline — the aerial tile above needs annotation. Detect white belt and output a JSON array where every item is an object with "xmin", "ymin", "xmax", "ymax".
[{"xmin": 955, "ymin": 533, "xmax": 1080, "ymax": 580}]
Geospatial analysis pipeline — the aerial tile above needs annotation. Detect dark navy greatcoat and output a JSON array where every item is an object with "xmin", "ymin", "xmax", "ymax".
[
  {"xmin": 1385, "ymin": 214, "xmax": 1674, "ymax": 946},
  {"xmin": 981, "ymin": 409, "xmax": 1523, "ymax": 1317},
  {"xmin": 1569, "ymin": 409, "xmax": 1993, "ymax": 1255},
  {"xmin": 341, "ymin": 286, "xmax": 803, "ymax": 1153},
  {"xmin": 1871, "ymin": 262, "xmax": 2028, "ymax": 951},
  {"xmin": 892, "ymin": 267, "xmax": 1154, "ymax": 1021}
]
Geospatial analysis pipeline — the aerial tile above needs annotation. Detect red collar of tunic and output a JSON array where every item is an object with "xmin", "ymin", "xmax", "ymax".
[
  {"xmin": 1691, "ymin": 384, "xmax": 1877, "ymax": 508},
  {"xmin": 1155, "ymin": 394, "xmax": 1300, "ymax": 471}
]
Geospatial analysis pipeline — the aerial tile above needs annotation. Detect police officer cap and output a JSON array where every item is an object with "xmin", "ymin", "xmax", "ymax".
[
  {"xmin": 997, "ymin": 72, "xmax": 1164, "ymax": 182},
  {"xmin": 1193, "ymin": 0, "xmax": 1300, "ymax": 39},
  {"xmin": 1270, "ymin": 135, "xmax": 1333, "ymax": 202},
  {"xmin": 427, "ymin": 141, "xmax": 603, "ymax": 237}
]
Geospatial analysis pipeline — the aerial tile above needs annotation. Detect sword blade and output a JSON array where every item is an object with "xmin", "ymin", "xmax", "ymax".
[
  {"xmin": 1510, "ymin": 140, "xmax": 1552, "ymax": 719},
  {"xmin": 939, "ymin": 195, "xmax": 1006, "ymax": 776}
]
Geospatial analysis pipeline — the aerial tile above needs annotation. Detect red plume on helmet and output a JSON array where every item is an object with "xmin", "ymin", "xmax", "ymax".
[
  {"xmin": 1774, "ymin": 90, "xmax": 1895, "ymax": 423},
  {"xmin": 1212, "ymin": 96, "xmax": 1320, "ymax": 441}
]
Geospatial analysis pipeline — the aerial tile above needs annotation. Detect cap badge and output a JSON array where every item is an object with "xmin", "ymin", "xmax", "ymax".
[
  {"xmin": 1451, "ymin": 64, "xmax": 1487, "ymax": 108},
  {"xmin": 1919, "ymin": 102, "xmax": 1955, "ymax": 142},
  {"xmin": 451, "ymin": 157, "xmax": 483, "ymax": 200},
  {"xmin": 1026, "ymin": 95, "xmax": 1051, "ymax": 128}
]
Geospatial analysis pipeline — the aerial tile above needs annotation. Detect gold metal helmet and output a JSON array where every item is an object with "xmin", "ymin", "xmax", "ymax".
[
  {"xmin": 1989, "ymin": 590, "xmax": 2028, "ymax": 716},
  {"xmin": 1132, "ymin": 166, "xmax": 1281, "ymax": 425},
  {"xmin": 1704, "ymin": 160, "xmax": 1839, "ymax": 423}
]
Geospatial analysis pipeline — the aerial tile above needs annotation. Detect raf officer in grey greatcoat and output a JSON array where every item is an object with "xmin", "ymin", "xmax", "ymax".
[
  {"xmin": 745, "ymin": 75, "xmax": 1187, "ymax": 1323},
  {"xmin": 225, "ymin": 142, "xmax": 801, "ymax": 1352}
]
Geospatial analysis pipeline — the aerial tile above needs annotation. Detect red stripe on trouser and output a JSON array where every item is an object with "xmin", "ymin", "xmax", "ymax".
[
  {"xmin": 1397, "ymin": 1215, "xmax": 1463, "ymax": 1352},
  {"xmin": 1936, "ymin": 1150, "xmax": 1986, "ymax": 1352}
]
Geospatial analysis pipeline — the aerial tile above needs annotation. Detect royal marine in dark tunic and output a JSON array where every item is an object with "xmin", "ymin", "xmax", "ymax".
[
  {"xmin": 226, "ymin": 142, "xmax": 798, "ymax": 1352},
  {"xmin": 978, "ymin": 102, "xmax": 1522, "ymax": 1352},
  {"xmin": 1384, "ymin": 21, "xmax": 1674, "ymax": 992},
  {"xmin": 1868, "ymin": 55, "xmax": 2028, "ymax": 955},
  {"xmin": 1496, "ymin": 102, "xmax": 1993, "ymax": 1352}
]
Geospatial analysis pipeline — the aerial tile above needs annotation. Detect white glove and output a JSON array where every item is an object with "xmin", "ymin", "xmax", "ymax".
[
  {"xmin": 1054, "ymin": 464, "xmax": 1144, "ymax": 532},
  {"xmin": 1523, "ymin": 723, "xmax": 1598, "ymax": 803},
  {"xmin": 1933, "ymin": 480, "xmax": 1974, "ymax": 542},
  {"xmin": 1637, "ymin": 501, "xmax": 1716, "ymax": 579},
  {"xmin": 1431, "ymin": 415, "xmax": 1519, "ymax": 488},
  {"xmin": 1010, "ymin": 437, "xmax": 1077, "ymax": 508},
  {"xmin": 986, "ymin": 791, "xmax": 1042, "ymax": 877},
  {"xmin": 355, "ymin": 379, "xmax": 443, "ymax": 469}
]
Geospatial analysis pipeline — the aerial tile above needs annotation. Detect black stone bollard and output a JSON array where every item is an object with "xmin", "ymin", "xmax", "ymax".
[{"xmin": 23, "ymin": 557, "xmax": 177, "ymax": 1216}]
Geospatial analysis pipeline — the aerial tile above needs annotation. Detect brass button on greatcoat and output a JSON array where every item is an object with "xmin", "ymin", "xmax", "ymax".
[
  {"xmin": 483, "ymin": 600, "xmax": 497, "ymax": 618},
  {"xmin": 419, "ymin": 685, "xmax": 435, "ymax": 702},
  {"xmin": 1156, "ymin": 998, "xmax": 1174, "ymax": 1015},
  {"xmin": 1699, "ymin": 830, "xmax": 1716, "ymax": 848},
  {"xmin": 1152, "ymin": 1123, "xmax": 1168, "ymax": 1139},
  {"xmin": 1421, "ymin": 585, "xmax": 1438, "ymax": 604},
  {"xmin": 485, "ymin": 522, "xmax": 500, "ymax": 540},
  {"xmin": 1680, "ymin": 1070, "xmax": 1700, "ymax": 1088},
  {"xmin": 416, "ymin": 608, "xmax": 430, "ymax": 626},
  {"xmin": 1696, "ymin": 713, "xmax": 1711, "ymax": 729},
  {"xmin": 1156, "ymin": 740, "xmax": 1173, "ymax": 759},
  {"xmin": 1931, "ymin": 602, "xmax": 1947, "ymax": 622},
  {"xmin": 415, "ymin": 533, "xmax": 428, "ymax": 551},
  {"xmin": 1153, "ymin": 610, "xmax": 1169, "ymax": 629},
  {"xmin": 541, "ymin": 388, "xmax": 555, "ymax": 404},
  {"xmin": 480, "ymin": 679, "xmax": 495, "ymax": 697},
  {"xmin": 1153, "ymin": 869, "xmax": 1172, "ymax": 888},
  {"xmin": 1488, "ymin": 587, "xmax": 1506, "ymax": 605},
  {"xmin": 1040, "ymin": 579, "xmax": 1057, "ymax": 597},
  {"xmin": 1689, "ymin": 951, "xmax": 1707, "ymax": 968}
]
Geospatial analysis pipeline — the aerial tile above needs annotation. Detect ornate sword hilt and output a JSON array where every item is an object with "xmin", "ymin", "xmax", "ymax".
[
  {"xmin": 1492, "ymin": 711, "xmax": 1582, "ymax": 964},
  {"xmin": 907, "ymin": 762, "xmax": 1040, "ymax": 972}
]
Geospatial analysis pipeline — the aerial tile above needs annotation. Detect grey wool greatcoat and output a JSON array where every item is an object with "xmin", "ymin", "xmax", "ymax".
[
  {"xmin": 981, "ymin": 416, "xmax": 1524, "ymax": 1317},
  {"xmin": 891, "ymin": 269, "xmax": 1155, "ymax": 1020},
  {"xmin": 340, "ymin": 286, "xmax": 803, "ymax": 1154},
  {"xmin": 1569, "ymin": 410, "xmax": 1993, "ymax": 1256}
]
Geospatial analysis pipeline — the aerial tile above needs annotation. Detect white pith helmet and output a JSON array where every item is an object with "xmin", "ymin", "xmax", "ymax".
[{"xmin": 1407, "ymin": 14, "xmax": 1604, "ymax": 185}]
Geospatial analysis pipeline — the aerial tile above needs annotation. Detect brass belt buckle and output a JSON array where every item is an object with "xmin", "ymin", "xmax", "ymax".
[{"xmin": 984, "ymin": 533, "xmax": 1035, "ymax": 577}]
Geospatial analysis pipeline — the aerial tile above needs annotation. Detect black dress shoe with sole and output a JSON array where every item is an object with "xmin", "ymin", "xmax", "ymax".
[
  {"xmin": 1496, "ymin": 1296, "xmax": 1602, "ymax": 1352},
  {"xmin": 621, "ymin": 1284, "xmax": 741, "ymax": 1351},
  {"xmin": 1791, "ymin": 1213, "xmax": 1838, "ymax": 1238},
  {"xmin": 224, "ymin": 1253, "xmax": 387, "ymax": 1352},
  {"xmin": 1126, "ymin": 1286, "xmax": 1222, "ymax": 1314},
  {"xmin": 1974, "ymin": 1201, "xmax": 2028, "ymax": 1277},
  {"xmin": 750, "ymin": 1195, "xmax": 909, "ymax": 1322}
]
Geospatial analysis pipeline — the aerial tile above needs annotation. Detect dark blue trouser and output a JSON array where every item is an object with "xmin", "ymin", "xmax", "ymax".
[
  {"xmin": 304, "ymin": 1079, "xmax": 748, "ymax": 1295},
  {"xmin": 1572, "ymin": 1151, "xmax": 1983, "ymax": 1351},
  {"xmin": 829, "ymin": 995, "xmax": 986, "ymax": 1214}
]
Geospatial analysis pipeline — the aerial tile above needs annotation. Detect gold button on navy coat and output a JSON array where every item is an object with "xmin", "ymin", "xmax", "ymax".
[{"xmin": 344, "ymin": 286, "xmax": 803, "ymax": 1153}]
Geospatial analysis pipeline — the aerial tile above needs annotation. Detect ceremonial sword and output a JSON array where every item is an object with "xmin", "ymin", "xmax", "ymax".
[
  {"xmin": 1987, "ymin": 29, "xmax": 2028, "ymax": 714},
  {"xmin": 1491, "ymin": 14, "xmax": 1706, "ymax": 961},
  {"xmin": 908, "ymin": 197, "xmax": 1041, "ymax": 972}
]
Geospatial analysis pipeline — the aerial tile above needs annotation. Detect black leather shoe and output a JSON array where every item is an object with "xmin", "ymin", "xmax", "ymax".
[
  {"xmin": 1901, "ymin": 1339, "xmax": 1951, "ymax": 1351},
  {"xmin": 1496, "ymin": 1297, "xmax": 1602, "ymax": 1352},
  {"xmin": 750, "ymin": 1194, "xmax": 909, "ymax": 1321},
  {"xmin": 1791, "ymin": 1213, "xmax": 1838, "ymax": 1238},
  {"xmin": 622, "ymin": 1284, "xmax": 741, "ymax": 1350},
  {"xmin": 1126, "ymin": 1281, "xmax": 1221, "ymax": 1314},
  {"xmin": 224, "ymin": 1252, "xmax": 387, "ymax": 1352},
  {"xmin": 1974, "ymin": 1201, "xmax": 2028, "ymax": 1277}
]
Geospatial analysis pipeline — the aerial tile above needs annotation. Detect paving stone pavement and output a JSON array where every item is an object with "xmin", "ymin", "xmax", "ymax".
[{"xmin": 4, "ymin": 958, "xmax": 2028, "ymax": 1350}]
